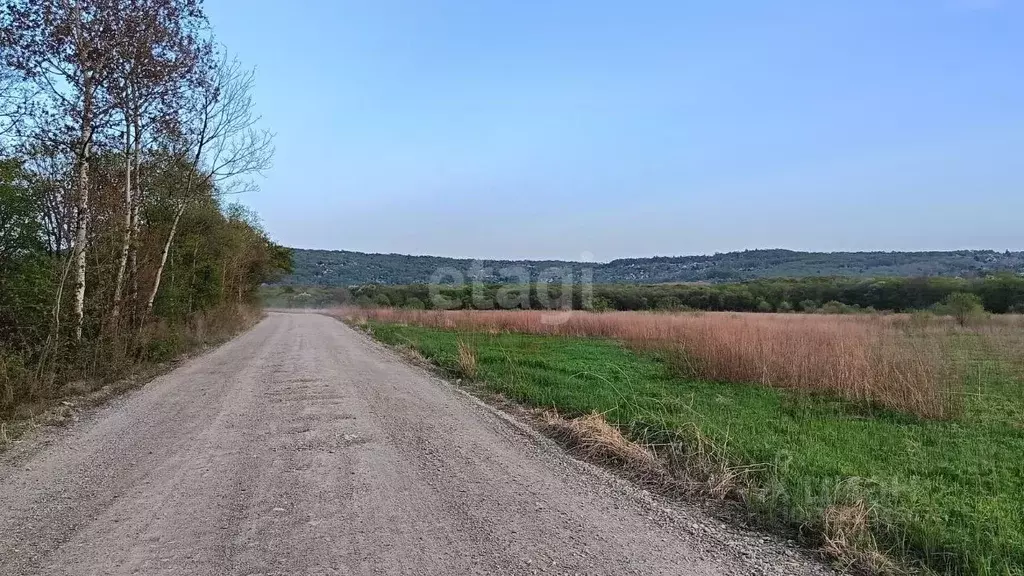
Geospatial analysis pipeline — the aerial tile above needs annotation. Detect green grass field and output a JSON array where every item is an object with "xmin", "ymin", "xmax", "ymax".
[{"xmin": 361, "ymin": 321, "xmax": 1024, "ymax": 575}]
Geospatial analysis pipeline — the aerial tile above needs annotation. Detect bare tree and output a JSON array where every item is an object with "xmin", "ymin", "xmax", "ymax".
[{"xmin": 145, "ymin": 55, "xmax": 273, "ymax": 312}]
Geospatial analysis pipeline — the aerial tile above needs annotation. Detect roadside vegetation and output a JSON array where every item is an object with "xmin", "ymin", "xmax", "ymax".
[
  {"xmin": 337, "ymin": 307, "xmax": 1024, "ymax": 575},
  {"xmin": 0, "ymin": 1, "xmax": 290, "ymax": 427}
]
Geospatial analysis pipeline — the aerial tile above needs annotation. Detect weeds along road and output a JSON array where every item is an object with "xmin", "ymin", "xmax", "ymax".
[{"xmin": 0, "ymin": 312, "xmax": 831, "ymax": 576}]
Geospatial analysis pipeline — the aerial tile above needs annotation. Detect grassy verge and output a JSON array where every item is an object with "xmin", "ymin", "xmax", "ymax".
[{"xmin": 359, "ymin": 320, "xmax": 1024, "ymax": 575}]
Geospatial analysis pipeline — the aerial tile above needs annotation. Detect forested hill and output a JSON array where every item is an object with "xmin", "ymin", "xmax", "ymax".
[{"xmin": 282, "ymin": 248, "xmax": 1024, "ymax": 286}]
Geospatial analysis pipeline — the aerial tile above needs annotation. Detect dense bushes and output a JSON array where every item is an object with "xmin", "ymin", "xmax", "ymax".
[
  {"xmin": 0, "ymin": 159, "xmax": 54, "ymax": 350},
  {"xmin": 273, "ymin": 275, "xmax": 1024, "ymax": 314},
  {"xmin": 1, "ymin": 0, "xmax": 291, "ymax": 415},
  {"xmin": 0, "ymin": 156, "xmax": 290, "ymax": 412}
]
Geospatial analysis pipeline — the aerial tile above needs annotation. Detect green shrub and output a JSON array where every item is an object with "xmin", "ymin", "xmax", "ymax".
[
  {"xmin": 935, "ymin": 292, "xmax": 985, "ymax": 327},
  {"xmin": 799, "ymin": 299, "xmax": 819, "ymax": 312},
  {"xmin": 144, "ymin": 331, "xmax": 185, "ymax": 363},
  {"xmin": 820, "ymin": 300, "xmax": 847, "ymax": 314},
  {"xmin": 0, "ymin": 352, "xmax": 31, "ymax": 409},
  {"xmin": 403, "ymin": 297, "xmax": 426, "ymax": 310},
  {"xmin": 654, "ymin": 296, "xmax": 683, "ymax": 310}
]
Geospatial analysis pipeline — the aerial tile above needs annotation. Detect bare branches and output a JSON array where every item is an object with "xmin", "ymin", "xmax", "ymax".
[
  {"xmin": 177, "ymin": 55, "xmax": 274, "ymax": 195},
  {"xmin": 0, "ymin": 68, "xmax": 23, "ymax": 142}
]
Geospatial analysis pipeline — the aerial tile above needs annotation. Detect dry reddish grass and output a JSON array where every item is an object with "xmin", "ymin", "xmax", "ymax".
[{"xmin": 334, "ymin": 308, "xmax": 1024, "ymax": 419}]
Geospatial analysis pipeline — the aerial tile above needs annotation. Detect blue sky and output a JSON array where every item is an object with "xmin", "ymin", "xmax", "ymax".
[{"xmin": 205, "ymin": 0, "xmax": 1023, "ymax": 260}]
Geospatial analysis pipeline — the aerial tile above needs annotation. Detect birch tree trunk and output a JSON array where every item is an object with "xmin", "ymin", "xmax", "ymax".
[
  {"xmin": 72, "ymin": 155, "xmax": 89, "ymax": 341},
  {"xmin": 72, "ymin": 74, "xmax": 94, "ymax": 342},
  {"xmin": 129, "ymin": 113, "xmax": 142, "ymax": 313},
  {"xmin": 146, "ymin": 201, "xmax": 186, "ymax": 311},
  {"xmin": 110, "ymin": 118, "xmax": 133, "ymax": 322}
]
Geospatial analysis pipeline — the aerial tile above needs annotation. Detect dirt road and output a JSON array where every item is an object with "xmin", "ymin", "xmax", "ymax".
[{"xmin": 0, "ymin": 312, "xmax": 830, "ymax": 575}]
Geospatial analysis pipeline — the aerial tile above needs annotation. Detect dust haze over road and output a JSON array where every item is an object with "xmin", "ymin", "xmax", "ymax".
[{"xmin": 0, "ymin": 313, "xmax": 831, "ymax": 575}]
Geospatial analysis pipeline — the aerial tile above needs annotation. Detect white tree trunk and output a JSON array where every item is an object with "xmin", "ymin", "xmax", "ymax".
[
  {"xmin": 72, "ymin": 78, "xmax": 93, "ymax": 342},
  {"xmin": 72, "ymin": 148, "xmax": 89, "ymax": 341},
  {"xmin": 128, "ymin": 114, "xmax": 143, "ymax": 314},
  {"xmin": 111, "ymin": 121, "xmax": 133, "ymax": 322},
  {"xmin": 146, "ymin": 202, "xmax": 186, "ymax": 312}
]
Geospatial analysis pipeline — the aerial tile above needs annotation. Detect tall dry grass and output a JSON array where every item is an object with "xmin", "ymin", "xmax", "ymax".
[{"xmin": 334, "ymin": 308, "xmax": 1005, "ymax": 419}]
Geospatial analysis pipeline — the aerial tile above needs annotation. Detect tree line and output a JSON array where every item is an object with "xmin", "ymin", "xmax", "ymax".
[
  {"xmin": 266, "ymin": 275, "xmax": 1024, "ymax": 314},
  {"xmin": 1, "ymin": 0, "xmax": 291, "ymax": 412},
  {"xmin": 283, "ymin": 247, "xmax": 1024, "ymax": 286}
]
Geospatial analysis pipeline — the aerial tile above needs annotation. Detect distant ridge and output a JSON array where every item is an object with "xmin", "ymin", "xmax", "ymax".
[{"xmin": 281, "ymin": 248, "xmax": 1024, "ymax": 286}]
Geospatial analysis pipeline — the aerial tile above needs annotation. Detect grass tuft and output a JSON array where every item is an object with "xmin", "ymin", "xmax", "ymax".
[
  {"xmin": 543, "ymin": 411, "xmax": 659, "ymax": 472},
  {"xmin": 456, "ymin": 339, "xmax": 478, "ymax": 380},
  {"xmin": 820, "ymin": 500, "xmax": 894, "ymax": 573}
]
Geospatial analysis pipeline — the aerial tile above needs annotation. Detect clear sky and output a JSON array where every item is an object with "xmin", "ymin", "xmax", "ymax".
[{"xmin": 205, "ymin": 0, "xmax": 1023, "ymax": 261}]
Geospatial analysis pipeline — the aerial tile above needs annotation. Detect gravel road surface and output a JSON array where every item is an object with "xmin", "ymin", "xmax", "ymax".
[{"xmin": 0, "ymin": 312, "xmax": 833, "ymax": 576}]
